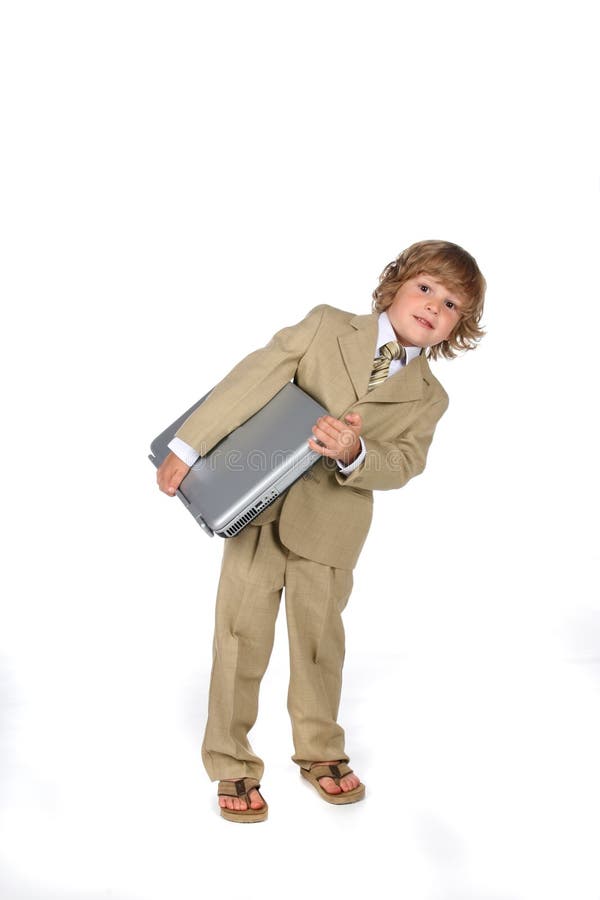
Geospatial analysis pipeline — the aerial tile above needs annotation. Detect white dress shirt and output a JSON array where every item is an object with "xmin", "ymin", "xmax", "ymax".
[{"xmin": 168, "ymin": 310, "xmax": 421, "ymax": 474}]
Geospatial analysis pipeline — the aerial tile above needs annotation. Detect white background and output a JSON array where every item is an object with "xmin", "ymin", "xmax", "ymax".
[{"xmin": 1, "ymin": 2, "xmax": 599, "ymax": 899}]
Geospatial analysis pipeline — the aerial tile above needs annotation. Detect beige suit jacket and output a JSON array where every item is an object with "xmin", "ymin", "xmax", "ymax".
[{"xmin": 176, "ymin": 304, "xmax": 449, "ymax": 570}]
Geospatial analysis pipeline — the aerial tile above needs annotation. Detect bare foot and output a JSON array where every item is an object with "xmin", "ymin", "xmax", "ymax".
[
  {"xmin": 218, "ymin": 780, "xmax": 265, "ymax": 813},
  {"xmin": 311, "ymin": 761, "xmax": 361, "ymax": 795}
]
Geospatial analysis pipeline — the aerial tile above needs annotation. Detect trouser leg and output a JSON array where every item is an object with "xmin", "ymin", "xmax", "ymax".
[
  {"xmin": 201, "ymin": 522, "xmax": 286, "ymax": 781},
  {"xmin": 283, "ymin": 550, "xmax": 354, "ymax": 768}
]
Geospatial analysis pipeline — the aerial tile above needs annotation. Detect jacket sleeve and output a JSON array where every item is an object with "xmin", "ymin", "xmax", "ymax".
[
  {"xmin": 334, "ymin": 393, "xmax": 449, "ymax": 492},
  {"xmin": 175, "ymin": 305, "xmax": 327, "ymax": 455}
]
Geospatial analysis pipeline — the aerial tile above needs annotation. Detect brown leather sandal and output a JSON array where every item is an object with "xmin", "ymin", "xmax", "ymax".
[
  {"xmin": 300, "ymin": 762, "xmax": 366, "ymax": 804},
  {"xmin": 217, "ymin": 777, "xmax": 268, "ymax": 823}
]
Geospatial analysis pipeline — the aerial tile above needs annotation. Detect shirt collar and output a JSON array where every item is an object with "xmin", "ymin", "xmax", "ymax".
[{"xmin": 378, "ymin": 311, "xmax": 422, "ymax": 365}]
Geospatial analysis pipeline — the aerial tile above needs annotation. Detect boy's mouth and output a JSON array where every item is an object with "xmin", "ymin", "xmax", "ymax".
[{"xmin": 414, "ymin": 315, "xmax": 434, "ymax": 330}]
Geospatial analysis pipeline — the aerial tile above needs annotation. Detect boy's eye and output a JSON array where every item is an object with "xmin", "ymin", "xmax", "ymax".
[
  {"xmin": 445, "ymin": 300, "xmax": 455, "ymax": 309},
  {"xmin": 419, "ymin": 284, "xmax": 430, "ymax": 293}
]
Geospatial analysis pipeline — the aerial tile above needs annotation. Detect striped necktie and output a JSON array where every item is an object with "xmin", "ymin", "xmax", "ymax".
[{"xmin": 368, "ymin": 340, "xmax": 407, "ymax": 391}]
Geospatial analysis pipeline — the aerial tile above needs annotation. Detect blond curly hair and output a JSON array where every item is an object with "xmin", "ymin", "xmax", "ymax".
[{"xmin": 372, "ymin": 240, "xmax": 486, "ymax": 360}]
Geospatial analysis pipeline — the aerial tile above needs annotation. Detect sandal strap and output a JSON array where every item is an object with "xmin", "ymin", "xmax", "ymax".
[
  {"xmin": 217, "ymin": 777, "xmax": 261, "ymax": 802},
  {"xmin": 308, "ymin": 762, "xmax": 353, "ymax": 782}
]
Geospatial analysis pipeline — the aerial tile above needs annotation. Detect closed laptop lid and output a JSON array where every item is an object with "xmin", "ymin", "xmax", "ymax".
[{"xmin": 150, "ymin": 382, "xmax": 328, "ymax": 535}]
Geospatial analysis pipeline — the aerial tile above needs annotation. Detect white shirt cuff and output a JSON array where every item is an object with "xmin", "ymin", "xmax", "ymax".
[
  {"xmin": 167, "ymin": 437, "xmax": 200, "ymax": 467},
  {"xmin": 336, "ymin": 437, "xmax": 366, "ymax": 475}
]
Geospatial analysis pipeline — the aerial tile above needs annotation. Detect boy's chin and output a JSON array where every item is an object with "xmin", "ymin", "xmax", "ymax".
[{"xmin": 410, "ymin": 331, "xmax": 442, "ymax": 349}]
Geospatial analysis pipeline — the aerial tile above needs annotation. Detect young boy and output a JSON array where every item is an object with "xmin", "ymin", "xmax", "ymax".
[{"xmin": 156, "ymin": 239, "xmax": 486, "ymax": 822}]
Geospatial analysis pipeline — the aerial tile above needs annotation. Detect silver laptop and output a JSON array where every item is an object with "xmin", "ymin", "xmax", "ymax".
[{"xmin": 149, "ymin": 382, "xmax": 328, "ymax": 537}]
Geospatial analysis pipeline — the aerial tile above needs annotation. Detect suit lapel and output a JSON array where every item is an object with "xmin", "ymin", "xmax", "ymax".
[
  {"xmin": 337, "ymin": 312, "xmax": 378, "ymax": 400},
  {"xmin": 337, "ymin": 311, "xmax": 427, "ymax": 404}
]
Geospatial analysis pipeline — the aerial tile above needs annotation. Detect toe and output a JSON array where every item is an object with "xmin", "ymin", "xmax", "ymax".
[
  {"xmin": 248, "ymin": 789, "xmax": 264, "ymax": 809},
  {"xmin": 219, "ymin": 782, "xmax": 263, "ymax": 812},
  {"xmin": 318, "ymin": 776, "xmax": 342, "ymax": 794},
  {"xmin": 338, "ymin": 773, "xmax": 360, "ymax": 792}
]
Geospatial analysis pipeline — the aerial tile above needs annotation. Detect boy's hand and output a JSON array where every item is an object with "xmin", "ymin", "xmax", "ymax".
[
  {"xmin": 308, "ymin": 412, "xmax": 363, "ymax": 466},
  {"xmin": 157, "ymin": 452, "xmax": 191, "ymax": 496}
]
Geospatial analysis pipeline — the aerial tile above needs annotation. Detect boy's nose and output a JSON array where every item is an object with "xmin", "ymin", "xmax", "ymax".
[{"xmin": 426, "ymin": 300, "xmax": 439, "ymax": 315}]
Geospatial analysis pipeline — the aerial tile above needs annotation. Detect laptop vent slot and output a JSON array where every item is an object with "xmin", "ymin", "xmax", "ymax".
[{"xmin": 224, "ymin": 491, "xmax": 280, "ymax": 537}]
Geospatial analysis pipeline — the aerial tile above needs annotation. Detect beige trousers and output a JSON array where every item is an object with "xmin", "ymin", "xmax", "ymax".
[{"xmin": 201, "ymin": 518, "xmax": 354, "ymax": 781}]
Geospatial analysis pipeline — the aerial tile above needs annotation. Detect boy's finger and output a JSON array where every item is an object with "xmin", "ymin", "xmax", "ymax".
[
  {"xmin": 313, "ymin": 419, "xmax": 336, "ymax": 440},
  {"xmin": 326, "ymin": 416, "xmax": 353, "ymax": 434},
  {"xmin": 308, "ymin": 437, "xmax": 331, "ymax": 456}
]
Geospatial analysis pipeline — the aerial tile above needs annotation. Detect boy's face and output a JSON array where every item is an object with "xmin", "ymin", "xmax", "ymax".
[{"xmin": 386, "ymin": 273, "xmax": 463, "ymax": 348}]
